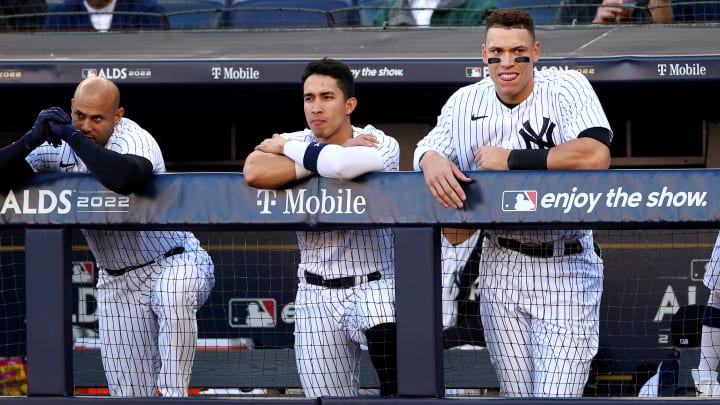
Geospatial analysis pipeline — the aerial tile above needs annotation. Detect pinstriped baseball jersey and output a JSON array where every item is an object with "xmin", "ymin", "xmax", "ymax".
[
  {"xmin": 418, "ymin": 68, "xmax": 612, "ymax": 242},
  {"xmin": 706, "ymin": 232, "xmax": 720, "ymax": 290},
  {"xmin": 281, "ymin": 125, "xmax": 399, "ymax": 280},
  {"xmin": 25, "ymin": 117, "xmax": 199, "ymax": 269}
]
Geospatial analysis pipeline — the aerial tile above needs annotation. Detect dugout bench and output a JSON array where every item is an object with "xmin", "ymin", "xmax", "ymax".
[{"xmin": 73, "ymin": 343, "xmax": 500, "ymax": 395}]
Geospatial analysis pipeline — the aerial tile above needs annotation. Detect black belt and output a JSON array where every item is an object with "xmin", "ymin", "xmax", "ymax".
[
  {"xmin": 304, "ymin": 270, "xmax": 382, "ymax": 289},
  {"xmin": 496, "ymin": 237, "xmax": 583, "ymax": 258},
  {"xmin": 104, "ymin": 247, "xmax": 185, "ymax": 277}
]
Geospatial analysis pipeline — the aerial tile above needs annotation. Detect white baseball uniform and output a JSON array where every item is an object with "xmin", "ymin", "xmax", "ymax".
[
  {"xmin": 705, "ymin": 232, "xmax": 720, "ymax": 291},
  {"xmin": 695, "ymin": 232, "xmax": 720, "ymax": 395},
  {"xmin": 27, "ymin": 117, "xmax": 215, "ymax": 397},
  {"xmin": 441, "ymin": 230, "xmax": 481, "ymax": 330},
  {"xmin": 415, "ymin": 68, "xmax": 610, "ymax": 397},
  {"xmin": 283, "ymin": 125, "xmax": 399, "ymax": 397}
]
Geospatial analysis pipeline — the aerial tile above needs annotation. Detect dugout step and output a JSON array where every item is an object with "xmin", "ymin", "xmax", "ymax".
[
  {"xmin": 73, "ymin": 337, "xmax": 259, "ymax": 396},
  {"xmin": 73, "ymin": 337, "xmax": 254, "ymax": 351}
]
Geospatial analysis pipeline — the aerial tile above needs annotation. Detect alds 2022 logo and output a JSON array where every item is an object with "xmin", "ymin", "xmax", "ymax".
[{"xmin": 0, "ymin": 189, "xmax": 129, "ymax": 214}]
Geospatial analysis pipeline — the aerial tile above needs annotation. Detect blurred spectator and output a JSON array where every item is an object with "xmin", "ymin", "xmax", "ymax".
[
  {"xmin": 638, "ymin": 304, "xmax": 705, "ymax": 397},
  {"xmin": 556, "ymin": 0, "xmax": 672, "ymax": 24},
  {"xmin": 43, "ymin": 0, "xmax": 166, "ymax": 31},
  {"xmin": 373, "ymin": 0, "xmax": 494, "ymax": 26},
  {"xmin": 354, "ymin": 0, "xmax": 386, "ymax": 26},
  {"xmin": 0, "ymin": 0, "xmax": 47, "ymax": 31}
]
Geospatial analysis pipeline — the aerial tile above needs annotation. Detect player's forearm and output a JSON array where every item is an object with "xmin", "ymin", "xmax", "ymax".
[
  {"xmin": 243, "ymin": 150, "xmax": 298, "ymax": 188},
  {"xmin": 0, "ymin": 141, "xmax": 36, "ymax": 189},
  {"xmin": 66, "ymin": 133, "xmax": 153, "ymax": 195},
  {"xmin": 546, "ymin": 138, "xmax": 611, "ymax": 170},
  {"xmin": 284, "ymin": 141, "xmax": 384, "ymax": 180}
]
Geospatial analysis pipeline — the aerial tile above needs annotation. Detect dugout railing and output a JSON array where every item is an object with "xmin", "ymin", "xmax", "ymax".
[{"xmin": 4, "ymin": 169, "xmax": 720, "ymax": 404}]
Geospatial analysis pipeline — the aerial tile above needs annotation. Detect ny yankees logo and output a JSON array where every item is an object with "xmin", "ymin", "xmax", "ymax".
[{"xmin": 518, "ymin": 117, "xmax": 556, "ymax": 150}]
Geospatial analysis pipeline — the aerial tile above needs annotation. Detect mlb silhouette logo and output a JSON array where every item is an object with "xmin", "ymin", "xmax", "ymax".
[
  {"xmin": 81, "ymin": 69, "xmax": 98, "ymax": 79},
  {"xmin": 502, "ymin": 190, "xmax": 537, "ymax": 212},
  {"xmin": 71, "ymin": 261, "xmax": 94, "ymax": 284},
  {"xmin": 465, "ymin": 67, "xmax": 484, "ymax": 78},
  {"xmin": 229, "ymin": 298, "xmax": 276, "ymax": 328}
]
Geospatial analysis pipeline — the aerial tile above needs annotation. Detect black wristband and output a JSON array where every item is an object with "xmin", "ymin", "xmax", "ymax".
[
  {"xmin": 302, "ymin": 142, "xmax": 328, "ymax": 174},
  {"xmin": 507, "ymin": 149, "xmax": 549, "ymax": 170}
]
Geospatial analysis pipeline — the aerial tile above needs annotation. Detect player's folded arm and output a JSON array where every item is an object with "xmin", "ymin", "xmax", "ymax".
[
  {"xmin": 0, "ymin": 141, "xmax": 36, "ymax": 190},
  {"xmin": 284, "ymin": 140, "xmax": 384, "ymax": 180},
  {"xmin": 243, "ymin": 150, "xmax": 297, "ymax": 189},
  {"xmin": 65, "ymin": 132, "xmax": 153, "ymax": 195}
]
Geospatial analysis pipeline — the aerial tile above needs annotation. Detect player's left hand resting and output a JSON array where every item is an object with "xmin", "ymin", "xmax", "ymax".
[
  {"xmin": 342, "ymin": 134, "xmax": 379, "ymax": 148},
  {"xmin": 254, "ymin": 134, "xmax": 288, "ymax": 155}
]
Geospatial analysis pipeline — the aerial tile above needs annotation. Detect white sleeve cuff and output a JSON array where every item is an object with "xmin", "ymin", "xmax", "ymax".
[
  {"xmin": 283, "ymin": 140, "xmax": 309, "ymax": 165},
  {"xmin": 413, "ymin": 146, "xmax": 433, "ymax": 171}
]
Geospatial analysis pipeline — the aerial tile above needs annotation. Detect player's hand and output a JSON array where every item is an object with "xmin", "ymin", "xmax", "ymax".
[
  {"xmin": 474, "ymin": 145, "xmax": 510, "ymax": 170},
  {"xmin": 254, "ymin": 134, "xmax": 287, "ymax": 155},
  {"xmin": 47, "ymin": 120, "xmax": 80, "ymax": 144},
  {"xmin": 21, "ymin": 107, "xmax": 70, "ymax": 149},
  {"xmin": 419, "ymin": 150, "xmax": 471, "ymax": 209},
  {"xmin": 43, "ymin": 107, "xmax": 72, "ymax": 147},
  {"xmin": 593, "ymin": 0, "xmax": 627, "ymax": 23},
  {"xmin": 342, "ymin": 134, "xmax": 379, "ymax": 148}
]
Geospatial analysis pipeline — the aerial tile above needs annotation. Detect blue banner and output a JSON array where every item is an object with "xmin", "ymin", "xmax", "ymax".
[{"xmin": 0, "ymin": 170, "xmax": 718, "ymax": 227}]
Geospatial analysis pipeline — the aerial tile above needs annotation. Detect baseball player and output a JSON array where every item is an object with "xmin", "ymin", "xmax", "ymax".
[
  {"xmin": 414, "ymin": 9, "xmax": 612, "ymax": 397},
  {"xmin": 692, "ymin": 233, "xmax": 720, "ymax": 396},
  {"xmin": 0, "ymin": 77, "xmax": 214, "ymax": 397},
  {"xmin": 441, "ymin": 228, "xmax": 486, "ymax": 396},
  {"xmin": 244, "ymin": 58, "xmax": 400, "ymax": 397}
]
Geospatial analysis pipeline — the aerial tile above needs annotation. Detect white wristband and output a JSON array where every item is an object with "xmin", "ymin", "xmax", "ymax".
[{"xmin": 294, "ymin": 162, "xmax": 313, "ymax": 180}]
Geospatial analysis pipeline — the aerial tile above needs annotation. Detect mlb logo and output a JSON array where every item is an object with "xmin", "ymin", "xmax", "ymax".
[
  {"xmin": 71, "ymin": 261, "xmax": 94, "ymax": 283},
  {"xmin": 465, "ymin": 67, "xmax": 484, "ymax": 78},
  {"xmin": 502, "ymin": 191, "xmax": 537, "ymax": 212},
  {"xmin": 228, "ymin": 298, "xmax": 276, "ymax": 328},
  {"xmin": 691, "ymin": 259, "xmax": 709, "ymax": 281},
  {"xmin": 81, "ymin": 69, "xmax": 98, "ymax": 78}
]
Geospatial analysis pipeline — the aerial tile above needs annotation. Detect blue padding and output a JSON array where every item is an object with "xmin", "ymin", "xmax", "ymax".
[{"xmin": 1, "ymin": 169, "xmax": 720, "ymax": 227}]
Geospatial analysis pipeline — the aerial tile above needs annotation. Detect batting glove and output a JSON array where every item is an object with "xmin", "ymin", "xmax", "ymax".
[
  {"xmin": 21, "ymin": 107, "xmax": 71, "ymax": 149},
  {"xmin": 47, "ymin": 120, "xmax": 80, "ymax": 145}
]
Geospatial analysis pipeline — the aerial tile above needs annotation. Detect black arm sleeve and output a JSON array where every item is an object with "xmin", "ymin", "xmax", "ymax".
[
  {"xmin": 0, "ymin": 140, "xmax": 36, "ymax": 190},
  {"xmin": 578, "ymin": 126, "xmax": 612, "ymax": 149},
  {"xmin": 67, "ymin": 133, "xmax": 154, "ymax": 195}
]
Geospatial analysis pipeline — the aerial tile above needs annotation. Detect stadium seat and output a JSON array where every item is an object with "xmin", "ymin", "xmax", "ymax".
[
  {"xmin": 492, "ymin": 0, "xmax": 560, "ymax": 25},
  {"xmin": 157, "ymin": 0, "xmax": 228, "ymax": 29},
  {"xmin": 227, "ymin": 0, "xmax": 359, "ymax": 28}
]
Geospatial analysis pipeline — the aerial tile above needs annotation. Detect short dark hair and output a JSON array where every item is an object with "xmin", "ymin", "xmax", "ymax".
[
  {"xmin": 486, "ymin": 9, "xmax": 536, "ymax": 41},
  {"xmin": 301, "ymin": 57, "xmax": 355, "ymax": 99}
]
